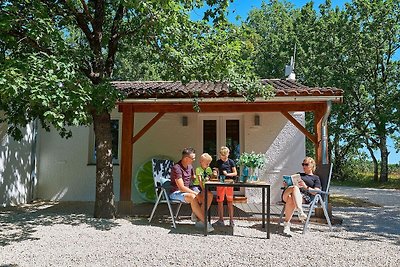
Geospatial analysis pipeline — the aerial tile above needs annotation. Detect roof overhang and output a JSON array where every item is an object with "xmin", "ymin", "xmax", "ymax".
[
  {"xmin": 113, "ymin": 79, "xmax": 344, "ymax": 111},
  {"xmin": 119, "ymin": 95, "xmax": 342, "ymax": 104}
]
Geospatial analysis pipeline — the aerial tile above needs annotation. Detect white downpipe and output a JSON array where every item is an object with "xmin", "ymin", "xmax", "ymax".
[{"xmin": 321, "ymin": 101, "xmax": 332, "ymax": 164}]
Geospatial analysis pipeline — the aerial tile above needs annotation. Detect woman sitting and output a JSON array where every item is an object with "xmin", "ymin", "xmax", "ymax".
[{"xmin": 282, "ymin": 156, "xmax": 321, "ymax": 236}]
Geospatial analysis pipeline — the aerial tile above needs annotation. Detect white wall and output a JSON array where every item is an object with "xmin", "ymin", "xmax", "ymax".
[
  {"xmin": 131, "ymin": 111, "xmax": 305, "ymax": 204},
  {"xmin": 0, "ymin": 120, "xmax": 36, "ymax": 207},
  {"xmin": 34, "ymin": 109, "xmax": 305, "ymax": 205},
  {"xmin": 242, "ymin": 112, "xmax": 305, "ymax": 204},
  {"xmin": 36, "ymin": 109, "xmax": 122, "ymax": 202}
]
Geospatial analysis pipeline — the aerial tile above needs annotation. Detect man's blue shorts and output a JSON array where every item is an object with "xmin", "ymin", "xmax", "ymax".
[
  {"xmin": 169, "ymin": 186, "xmax": 200, "ymax": 203},
  {"xmin": 169, "ymin": 191, "xmax": 189, "ymax": 203}
]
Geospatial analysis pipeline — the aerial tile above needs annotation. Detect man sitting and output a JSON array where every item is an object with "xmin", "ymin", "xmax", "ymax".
[{"xmin": 169, "ymin": 147, "xmax": 214, "ymax": 232}]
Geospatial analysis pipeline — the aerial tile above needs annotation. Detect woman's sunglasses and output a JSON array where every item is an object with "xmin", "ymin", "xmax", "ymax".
[{"xmin": 302, "ymin": 163, "xmax": 309, "ymax": 166}]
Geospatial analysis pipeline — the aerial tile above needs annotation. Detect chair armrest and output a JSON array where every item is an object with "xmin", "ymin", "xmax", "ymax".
[
  {"xmin": 156, "ymin": 179, "xmax": 171, "ymax": 189},
  {"xmin": 308, "ymin": 189, "xmax": 329, "ymax": 195}
]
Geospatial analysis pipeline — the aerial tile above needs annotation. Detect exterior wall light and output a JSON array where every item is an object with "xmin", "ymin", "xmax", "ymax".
[
  {"xmin": 254, "ymin": 114, "xmax": 260, "ymax": 126},
  {"xmin": 182, "ymin": 116, "xmax": 188, "ymax": 126}
]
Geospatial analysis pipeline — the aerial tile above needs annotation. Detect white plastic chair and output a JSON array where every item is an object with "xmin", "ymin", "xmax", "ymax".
[{"xmin": 148, "ymin": 158, "xmax": 184, "ymax": 228}]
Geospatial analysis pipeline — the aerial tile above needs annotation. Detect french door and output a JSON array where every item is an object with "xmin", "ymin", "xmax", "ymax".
[{"xmin": 200, "ymin": 116, "xmax": 243, "ymax": 195}]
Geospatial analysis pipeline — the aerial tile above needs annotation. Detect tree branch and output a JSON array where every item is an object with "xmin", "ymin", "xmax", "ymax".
[
  {"xmin": 80, "ymin": 0, "xmax": 94, "ymax": 24},
  {"xmin": 92, "ymin": 0, "xmax": 105, "ymax": 42},
  {"xmin": 61, "ymin": 0, "xmax": 102, "ymax": 63},
  {"xmin": 8, "ymin": 29, "xmax": 53, "ymax": 55},
  {"xmin": 105, "ymin": 3, "xmax": 126, "ymax": 77}
]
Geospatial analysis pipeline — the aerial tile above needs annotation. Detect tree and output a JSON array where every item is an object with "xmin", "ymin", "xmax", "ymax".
[
  {"xmin": 246, "ymin": 0, "xmax": 399, "ymax": 182},
  {"xmin": 246, "ymin": 0, "xmax": 299, "ymax": 78},
  {"xmin": 295, "ymin": 0, "xmax": 400, "ymax": 182},
  {"xmin": 0, "ymin": 0, "xmax": 270, "ymax": 218},
  {"xmin": 341, "ymin": 0, "xmax": 400, "ymax": 182}
]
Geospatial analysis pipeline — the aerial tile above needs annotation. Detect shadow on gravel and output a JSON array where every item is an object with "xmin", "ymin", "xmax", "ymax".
[
  {"xmin": 0, "ymin": 201, "xmax": 119, "ymax": 247},
  {"xmin": 127, "ymin": 216, "xmax": 215, "ymax": 236},
  {"xmin": 332, "ymin": 207, "xmax": 400, "ymax": 244},
  {"xmin": 127, "ymin": 216, "xmax": 281, "ymax": 239}
]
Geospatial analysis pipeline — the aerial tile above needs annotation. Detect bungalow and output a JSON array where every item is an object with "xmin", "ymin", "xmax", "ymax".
[{"xmin": 0, "ymin": 79, "xmax": 343, "ymax": 209}]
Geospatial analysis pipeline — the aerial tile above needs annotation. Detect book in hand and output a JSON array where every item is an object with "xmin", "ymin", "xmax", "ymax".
[{"xmin": 283, "ymin": 173, "xmax": 303, "ymax": 187}]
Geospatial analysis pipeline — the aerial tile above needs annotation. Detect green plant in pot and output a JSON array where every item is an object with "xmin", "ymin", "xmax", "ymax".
[{"xmin": 237, "ymin": 152, "xmax": 265, "ymax": 182}]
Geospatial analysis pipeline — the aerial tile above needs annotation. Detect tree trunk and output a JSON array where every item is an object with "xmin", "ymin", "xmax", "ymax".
[
  {"xmin": 379, "ymin": 136, "xmax": 389, "ymax": 183},
  {"xmin": 92, "ymin": 110, "xmax": 116, "ymax": 218},
  {"xmin": 332, "ymin": 134, "xmax": 344, "ymax": 181},
  {"xmin": 366, "ymin": 146, "xmax": 379, "ymax": 182}
]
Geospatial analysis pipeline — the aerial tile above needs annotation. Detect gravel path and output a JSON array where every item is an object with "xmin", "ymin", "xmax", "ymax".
[
  {"xmin": 330, "ymin": 185, "xmax": 400, "ymax": 208},
  {"xmin": 1, "ymin": 187, "xmax": 399, "ymax": 267}
]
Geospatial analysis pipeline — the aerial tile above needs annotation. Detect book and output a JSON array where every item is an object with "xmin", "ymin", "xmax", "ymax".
[{"xmin": 283, "ymin": 173, "xmax": 303, "ymax": 187}]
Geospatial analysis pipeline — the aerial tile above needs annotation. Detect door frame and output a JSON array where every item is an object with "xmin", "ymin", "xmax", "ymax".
[{"xmin": 198, "ymin": 113, "xmax": 244, "ymax": 195}]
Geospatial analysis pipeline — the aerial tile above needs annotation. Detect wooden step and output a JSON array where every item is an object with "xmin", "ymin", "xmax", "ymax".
[{"xmin": 233, "ymin": 196, "xmax": 247, "ymax": 203}]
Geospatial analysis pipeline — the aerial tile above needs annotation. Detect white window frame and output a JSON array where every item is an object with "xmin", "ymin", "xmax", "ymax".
[{"xmin": 198, "ymin": 114, "xmax": 244, "ymax": 195}]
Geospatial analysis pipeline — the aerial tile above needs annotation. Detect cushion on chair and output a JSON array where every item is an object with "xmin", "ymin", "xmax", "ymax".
[
  {"xmin": 159, "ymin": 177, "xmax": 172, "ymax": 189},
  {"xmin": 152, "ymin": 158, "xmax": 174, "ymax": 191}
]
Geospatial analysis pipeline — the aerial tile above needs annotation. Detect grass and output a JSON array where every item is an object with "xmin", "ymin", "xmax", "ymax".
[
  {"xmin": 331, "ymin": 173, "xmax": 400, "ymax": 190},
  {"xmin": 329, "ymin": 172, "xmax": 398, "ymax": 207},
  {"xmin": 329, "ymin": 195, "xmax": 381, "ymax": 207}
]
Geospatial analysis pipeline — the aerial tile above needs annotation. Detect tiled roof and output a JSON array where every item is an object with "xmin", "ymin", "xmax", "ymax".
[{"xmin": 112, "ymin": 79, "xmax": 343, "ymax": 99}]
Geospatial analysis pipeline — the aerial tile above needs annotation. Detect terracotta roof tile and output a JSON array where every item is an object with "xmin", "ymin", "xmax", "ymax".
[{"xmin": 112, "ymin": 79, "xmax": 343, "ymax": 99}]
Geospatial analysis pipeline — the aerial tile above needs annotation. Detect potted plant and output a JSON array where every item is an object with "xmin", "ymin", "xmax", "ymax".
[{"xmin": 237, "ymin": 151, "xmax": 265, "ymax": 182}]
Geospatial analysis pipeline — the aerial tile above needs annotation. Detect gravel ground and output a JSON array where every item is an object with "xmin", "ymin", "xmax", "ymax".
[
  {"xmin": 330, "ymin": 185, "xmax": 400, "ymax": 208},
  {"xmin": 1, "ymin": 187, "xmax": 399, "ymax": 267}
]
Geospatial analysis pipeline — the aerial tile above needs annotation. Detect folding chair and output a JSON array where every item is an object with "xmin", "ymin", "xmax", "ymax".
[
  {"xmin": 279, "ymin": 163, "xmax": 333, "ymax": 234},
  {"xmin": 148, "ymin": 158, "xmax": 184, "ymax": 228}
]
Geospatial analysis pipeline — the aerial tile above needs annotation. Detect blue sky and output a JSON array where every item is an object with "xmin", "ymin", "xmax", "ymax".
[
  {"xmin": 192, "ymin": 0, "xmax": 400, "ymax": 164},
  {"xmin": 227, "ymin": 0, "xmax": 345, "ymax": 23},
  {"xmin": 192, "ymin": 0, "xmax": 348, "ymax": 23}
]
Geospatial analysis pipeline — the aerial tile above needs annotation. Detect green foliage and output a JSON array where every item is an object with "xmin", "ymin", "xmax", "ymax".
[
  {"xmin": 113, "ymin": 43, "xmax": 167, "ymax": 81},
  {"xmin": 1, "ymin": 0, "xmax": 270, "ymax": 217},
  {"xmin": 331, "ymin": 172, "xmax": 400, "ymax": 190},
  {"xmin": 330, "ymin": 195, "xmax": 381, "ymax": 207},
  {"xmin": 246, "ymin": 0, "xmax": 400, "ymax": 183},
  {"xmin": 115, "ymin": 18, "xmax": 274, "ymax": 105},
  {"xmin": 1, "ymin": 0, "xmax": 263, "ymax": 139},
  {"xmin": 331, "ymin": 157, "xmax": 400, "ymax": 189},
  {"xmin": 246, "ymin": 0, "xmax": 298, "ymax": 78},
  {"xmin": 237, "ymin": 151, "xmax": 266, "ymax": 169},
  {"xmin": 227, "ymin": 70, "xmax": 275, "ymax": 102},
  {"xmin": 0, "ymin": 52, "xmax": 92, "ymax": 139},
  {"xmin": 334, "ymin": 0, "xmax": 400, "ymax": 182}
]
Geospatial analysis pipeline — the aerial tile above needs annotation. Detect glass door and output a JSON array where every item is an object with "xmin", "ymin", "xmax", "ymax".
[
  {"xmin": 225, "ymin": 120, "xmax": 240, "ymax": 163},
  {"xmin": 202, "ymin": 119, "xmax": 218, "ymax": 168},
  {"xmin": 201, "ymin": 116, "xmax": 243, "ymax": 195}
]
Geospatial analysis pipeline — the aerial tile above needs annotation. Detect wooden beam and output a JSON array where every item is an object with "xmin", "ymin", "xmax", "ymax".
[
  {"xmin": 117, "ymin": 102, "xmax": 324, "ymax": 113},
  {"xmin": 281, "ymin": 111, "xmax": 317, "ymax": 144},
  {"xmin": 132, "ymin": 112, "xmax": 165, "ymax": 144},
  {"xmin": 119, "ymin": 105, "xmax": 133, "ymax": 201}
]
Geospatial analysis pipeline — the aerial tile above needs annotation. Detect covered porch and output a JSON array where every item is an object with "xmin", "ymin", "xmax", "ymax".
[{"xmin": 112, "ymin": 79, "xmax": 343, "ymax": 212}]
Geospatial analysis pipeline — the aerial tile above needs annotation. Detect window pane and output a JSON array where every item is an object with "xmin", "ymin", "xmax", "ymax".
[
  {"xmin": 203, "ymin": 120, "xmax": 217, "ymax": 167},
  {"xmin": 226, "ymin": 120, "xmax": 240, "ymax": 162},
  {"xmin": 111, "ymin": 120, "xmax": 119, "ymax": 160}
]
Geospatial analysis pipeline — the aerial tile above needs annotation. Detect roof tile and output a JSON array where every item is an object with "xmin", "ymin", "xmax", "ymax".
[{"xmin": 111, "ymin": 79, "xmax": 343, "ymax": 99}]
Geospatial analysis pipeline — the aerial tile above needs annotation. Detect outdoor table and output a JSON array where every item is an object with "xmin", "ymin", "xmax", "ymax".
[{"xmin": 203, "ymin": 180, "xmax": 271, "ymax": 238}]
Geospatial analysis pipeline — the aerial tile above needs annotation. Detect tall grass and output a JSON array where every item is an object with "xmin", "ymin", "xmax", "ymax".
[
  {"xmin": 330, "ymin": 160, "xmax": 400, "ymax": 189},
  {"xmin": 331, "ymin": 173, "xmax": 400, "ymax": 189}
]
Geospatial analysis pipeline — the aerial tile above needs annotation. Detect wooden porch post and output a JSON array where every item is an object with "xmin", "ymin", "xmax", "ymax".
[{"xmin": 118, "ymin": 105, "xmax": 134, "ymax": 214}]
